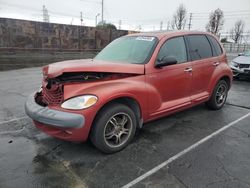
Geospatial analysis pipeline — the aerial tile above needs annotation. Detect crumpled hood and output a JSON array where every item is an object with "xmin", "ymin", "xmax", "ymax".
[
  {"xmin": 233, "ymin": 56, "xmax": 250, "ymax": 64},
  {"xmin": 43, "ymin": 59, "xmax": 145, "ymax": 78}
]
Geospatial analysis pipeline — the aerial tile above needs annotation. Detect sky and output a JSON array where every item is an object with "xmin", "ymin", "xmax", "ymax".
[{"xmin": 0, "ymin": 0, "xmax": 250, "ymax": 34}]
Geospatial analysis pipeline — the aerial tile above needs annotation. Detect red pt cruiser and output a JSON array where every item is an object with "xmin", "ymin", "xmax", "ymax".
[{"xmin": 25, "ymin": 31, "xmax": 233, "ymax": 153}]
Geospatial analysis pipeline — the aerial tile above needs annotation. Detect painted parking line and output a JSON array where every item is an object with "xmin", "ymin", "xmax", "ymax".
[
  {"xmin": 122, "ymin": 112, "xmax": 250, "ymax": 188},
  {"xmin": 0, "ymin": 116, "xmax": 28, "ymax": 125}
]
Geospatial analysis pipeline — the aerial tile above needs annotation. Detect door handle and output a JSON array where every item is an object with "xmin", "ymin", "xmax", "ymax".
[
  {"xmin": 213, "ymin": 62, "xmax": 220, "ymax": 66},
  {"xmin": 184, "ymin": 67, "xmax": 192, "ymax": 72}
]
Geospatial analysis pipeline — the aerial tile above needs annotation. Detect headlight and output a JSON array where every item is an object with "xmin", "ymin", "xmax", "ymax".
[
  {"xmin": 230, "ymin": 61, "xmax": 239, "ymax": 67},
  {"xmin": 61, "ymin": 95, "xmax": 98, "ymax": 110}
]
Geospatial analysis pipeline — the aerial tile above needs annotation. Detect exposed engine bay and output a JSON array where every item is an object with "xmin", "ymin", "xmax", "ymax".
[
  {"xmin": 46, "ymin": 72, "xmax": 135, "ymax": 87},
  {"xmin": 35, "ymin": 72, "xmax": 135, "ymax": 107}
]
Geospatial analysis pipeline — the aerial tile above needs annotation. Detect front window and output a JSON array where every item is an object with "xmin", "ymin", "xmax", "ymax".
[
  {"xmin": 94, "ymin": 36, "xmax": 158, "ymax": 64},
  {"xmin": 157, "ymin": 37, "xmax": 187, "ymax": 64}
]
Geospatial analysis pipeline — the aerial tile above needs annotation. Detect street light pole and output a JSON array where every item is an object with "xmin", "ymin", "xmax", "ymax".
[
  {"xmin": 101, "ymin": 0, "xmax": 104, "ymax": 24},
  {"xmin": 96, "ymin": 13, "xmax": 100, "ymax": 26}
]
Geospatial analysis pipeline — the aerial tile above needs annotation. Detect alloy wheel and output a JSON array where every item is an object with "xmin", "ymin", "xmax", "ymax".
[
  {"xmin": 103, "ymin": 112, "xmax": 133, "ymax": 148},
  {"xmin": 215, "ymin": 84, "xmax": 227, "ymax": 106}
]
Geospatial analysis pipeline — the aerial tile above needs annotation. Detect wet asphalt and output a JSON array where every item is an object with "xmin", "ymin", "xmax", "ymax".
[{"xmin": 0, "ymin": 67, "xmax": 250, "ymax": 188}]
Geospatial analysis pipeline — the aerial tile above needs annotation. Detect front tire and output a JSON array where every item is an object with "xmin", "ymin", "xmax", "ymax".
[
  {"xmin": 90, "ymin": 103, "xmax": 137, "ymax": 153},
  {"xmin": 206, "ymin": 80, "xmax": 228, "ymax": 110}
]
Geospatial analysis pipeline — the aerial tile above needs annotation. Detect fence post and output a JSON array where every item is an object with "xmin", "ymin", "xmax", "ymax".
[
  {"xmin": 78, "ymin": 26, "xmax": 80, "ymax": 51},
  {"xmin": 59, "ymin": 27, "xmax": 62, "ymax": 50},
  {"xmin": 94, "ymin": 30, "xmax": 97, "ymax": 50}
]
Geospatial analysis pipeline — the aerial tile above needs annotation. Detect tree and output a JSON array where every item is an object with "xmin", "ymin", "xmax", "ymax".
[
  {"xmin": 96, "ymin": 22, "xmax": 117, "ymax": 30},
  {"xmin": 220, "ymin": 38, "xmax": 229, "ymax": 43},
  {"xmin": 206, "ymin": 8, "xmax": 224, "ymax": 35},
  {"xmin": 230, "ymin": 20, "xmax": 245, "ymax": 44},
  {"xmin": 171, "ymin": 4, "xmax": 187, "ymax": 30}
]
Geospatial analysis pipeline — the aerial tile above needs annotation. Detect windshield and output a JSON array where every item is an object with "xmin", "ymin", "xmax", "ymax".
[
  {"xmin": 244, "ymin": 50, "xmax": 250, "ymax": 56},
  {"xmin": 94, "ymin": 36, "xmax": 158, "ymax": 64}
]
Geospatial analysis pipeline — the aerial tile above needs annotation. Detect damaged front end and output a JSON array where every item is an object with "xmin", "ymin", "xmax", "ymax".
[{"xmin": 35, "ymin": 72, "xmax": 136, "ymax": 107}]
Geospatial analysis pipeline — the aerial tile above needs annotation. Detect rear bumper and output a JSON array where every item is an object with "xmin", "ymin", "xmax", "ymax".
[{"xmin": 25, "ymin": 94, "xmax": 85, "ymax": 129}]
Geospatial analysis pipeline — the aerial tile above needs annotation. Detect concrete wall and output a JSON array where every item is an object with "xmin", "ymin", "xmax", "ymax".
[
  {"xmin": 0, "ymin": 18, "xmax": 134, "ymax": 70},
  {"xmin": 0, "ymin": 18, "xmax": 132, "ymax": 50}
]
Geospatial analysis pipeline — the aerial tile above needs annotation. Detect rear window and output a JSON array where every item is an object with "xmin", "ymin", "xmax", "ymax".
[
  {"xmin": 207, "ymin": 35, "xmax": 223, "ymax": 56},
  {"xmin": 187, "ymin": 35, "xmax": 213, "ymax": 61}
]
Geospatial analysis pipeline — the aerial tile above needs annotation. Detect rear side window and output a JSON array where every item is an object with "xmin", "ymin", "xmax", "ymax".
[
  {"xmin": 207, "ymin": 35, "xmax": 223, "ymax": 56},
  {"xmin": 187, "ymin": 35, "xmax": 213, "ymax": 61},
  {"xmin": 157, "ymin": 37, "xmax": 187, "ymax": 64}
]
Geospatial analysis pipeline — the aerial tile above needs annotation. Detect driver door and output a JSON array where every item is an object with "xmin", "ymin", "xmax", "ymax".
[{"xmin": 146, "ymin": 36, "xmax": 192, "ymax": 118}]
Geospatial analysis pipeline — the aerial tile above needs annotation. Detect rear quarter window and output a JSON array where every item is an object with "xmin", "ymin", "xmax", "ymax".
[
  {"xmin": 187, "ymin": 35, "xmax": 213, "ymax": 61},
  {"xmin": 207, "ymin": 35, "xmax": 223, "ymax": 56}
]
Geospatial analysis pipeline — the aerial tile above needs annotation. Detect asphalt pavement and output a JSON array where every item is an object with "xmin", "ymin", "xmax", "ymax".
[{"xmin": 0, "ymin": 67, "xmax": 250, "ymax": 188}]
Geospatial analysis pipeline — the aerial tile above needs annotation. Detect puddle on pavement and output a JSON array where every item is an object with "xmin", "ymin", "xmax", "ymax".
[{"xmin": 0, "ymin": 136, "xmax": 86, "ymax": 188}]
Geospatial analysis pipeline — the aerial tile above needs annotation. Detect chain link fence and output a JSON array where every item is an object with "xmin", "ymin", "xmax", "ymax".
[{"xmin": 222, "ymin": 43, "xmax": 250, "ymax": 53}]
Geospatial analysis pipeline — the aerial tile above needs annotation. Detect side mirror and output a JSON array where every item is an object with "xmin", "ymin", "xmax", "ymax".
[
  {"xmin": 155, "ymin": 56, "xmax": 177, "ymax": 68},
  {"xmin": 238, "ymin": 53, "xmax": 244, "ymax": 56}
]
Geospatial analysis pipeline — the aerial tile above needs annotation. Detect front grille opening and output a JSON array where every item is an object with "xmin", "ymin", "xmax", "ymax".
[
  {"xmin": 35, "ymin": 92, "xmax": 47, "ymax": 107},
  {"xmin": 239, "ymin": 64, "xmax": 250, "ymax": 69},
  {"xmin": 35, "ymin": 83, "xmax": 63, "ymax": 106}
]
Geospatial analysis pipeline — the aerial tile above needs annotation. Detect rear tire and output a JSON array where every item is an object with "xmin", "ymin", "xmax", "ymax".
[
  {"xmin": 90, "ymin": 103, "xmax": 136, "ymax": 153},
  {"xmin": 206, "ymin": 80, "xmax": 228, "ymax": 110}
]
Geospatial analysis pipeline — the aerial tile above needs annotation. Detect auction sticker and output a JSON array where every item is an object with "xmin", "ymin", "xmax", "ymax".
[{"xmin": 135, "ymin": 36, "xmax": 155, "ymax": 41}]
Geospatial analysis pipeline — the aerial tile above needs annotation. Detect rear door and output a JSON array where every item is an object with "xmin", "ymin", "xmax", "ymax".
[{"xmin": 186, "ymin": 35, "xmax": 217, "ymax": 102}]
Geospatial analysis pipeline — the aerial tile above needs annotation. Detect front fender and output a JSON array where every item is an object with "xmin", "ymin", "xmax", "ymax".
[{"xmin": 63, "ymin": 76, "xmax": 150, "ymax": 119}]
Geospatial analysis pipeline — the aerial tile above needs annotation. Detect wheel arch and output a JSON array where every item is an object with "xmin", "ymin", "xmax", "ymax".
[
  {"xmin": 219, "ymin": 75, "xmax": 231, "ymax": 89},
  {"xmin": 209, "ymin": 71, "xmax": 232, "ymax": 95},
  {"xmin": 92, "ymin": 96, "xmax": 143, "ymax": 133}
]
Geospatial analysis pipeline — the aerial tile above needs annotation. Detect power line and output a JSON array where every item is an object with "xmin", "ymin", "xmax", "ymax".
[
  {"xmin": 4, "ymin": 2, "xmax": 249, "ymax": 24},
  {"xmin": 192, "ymin": 10, "xmax": 250, "ymax": 15},
  {"xmin": 1, "ymin": 2, "xmax": 250, "ymax": 31},
  {"xmin": 0, "ymin": 2, "xmax": 95, "ymax": 20},
  {"xmin": 80, "ymin": 0, "xmax": 101, "ymax": 5}
]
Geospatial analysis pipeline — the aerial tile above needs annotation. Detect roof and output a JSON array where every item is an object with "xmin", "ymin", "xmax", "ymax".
[{"xmin": 128, "ymin": 30, "xmax": 212, "ymax": 40}]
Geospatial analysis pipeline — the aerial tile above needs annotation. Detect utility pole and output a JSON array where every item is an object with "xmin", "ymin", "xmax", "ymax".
[
  {"xmin": 119, "ymin": 20, "xmax": 122, "ymax": 30},
  {"xmin": 80, "ymin": 11, "xmax": 83, "ymax": 26},
  {"xmin": 95, "ymin": 13, "xmax": 100, "ymax": 26},
  {"xmin": 167, "ymin": 21, "xmax": 170, "ymax": 31},
  {"xmin": 188, "ymin": 13, "xmax": 193, "ymax": 30},
  {"xmin": 160, "ymin": 21, "xmax": 163, "ymax": 31},
  {"xmin": 42, "ymin": 5, "xmax": 50, "ymax": 23},
  {"xmin": 101, "ymin": 0, "xmax": 104, "ymax": 24}
]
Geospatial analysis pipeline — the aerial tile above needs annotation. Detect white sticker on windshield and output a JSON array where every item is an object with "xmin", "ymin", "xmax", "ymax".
[{"xmin": 136, "ymin": 36, "xmax": 155, "ymax": 41}]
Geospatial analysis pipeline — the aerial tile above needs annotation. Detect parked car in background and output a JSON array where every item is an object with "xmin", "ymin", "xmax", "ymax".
[
  {"xmin": 230, "ymin": 50, "xmax": 250, "ymax": 78},
  {"xmin": 25, "ymin": 31, "xmax": 233, "ymax": 153}
]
